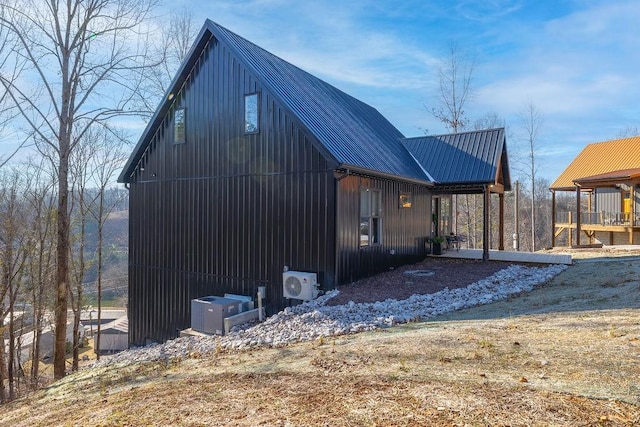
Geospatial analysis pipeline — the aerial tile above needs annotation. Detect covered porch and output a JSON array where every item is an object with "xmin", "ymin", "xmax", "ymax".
[
  {"xmin": 402, "ymin": 128, "xmax": 512, "ymax": 262},
  {"xmin": 431, "ymin": 183, "xmax": 509, "ymax": 261},
  {"xmin": 552, "ymin": 168, "xmax": 640, "ymax": 246}
]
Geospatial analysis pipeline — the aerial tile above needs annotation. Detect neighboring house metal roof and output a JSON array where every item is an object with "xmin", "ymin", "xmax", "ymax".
[
  {"xmin": 574, "ymin": 167, "xmax": 640, "ymax": 186},
  {"xmin": 119, "ymin": 20, "xmax": 430, "ymax": 184},
  {"xmin": 401, "ymin": 128, "xmax": 511, "ymax": 191},
  {"xmin": 101, "ymin": 316, "xmax": 129, "ymax": 335},
  {"xmin": 550, "ymin": 136, "xmax": 640, "ymax": 190}
]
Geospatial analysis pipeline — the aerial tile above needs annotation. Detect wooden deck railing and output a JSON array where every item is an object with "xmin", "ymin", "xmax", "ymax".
[{"xmin": 556, "ymin": 211, "xmax": 633, "ymax": 226}]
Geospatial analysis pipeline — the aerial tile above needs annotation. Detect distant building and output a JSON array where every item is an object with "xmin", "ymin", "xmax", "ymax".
[
  {"xmin": 119, "ymin": 20, "xmax": 511, "ymax": 346},
  {"xmin": 550, "ymin": 136, "xmax": 640, "ymax": 246}
]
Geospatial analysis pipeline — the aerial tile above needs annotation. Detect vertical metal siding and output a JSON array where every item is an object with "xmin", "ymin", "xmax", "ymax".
[
  {"xmin": 595, "ymin": 188, "xmax": 620, "ymax": 213},
  {"xmin": 128, "ymin": 39, "xmax": 337, "ymax": 345},
  {"xmin": 127, "ymin": 33, "xmax": 432, "ymax": 345},
  {"xmin": 335, "ymin": 175, "xmax": 431, "ymax": 285}
]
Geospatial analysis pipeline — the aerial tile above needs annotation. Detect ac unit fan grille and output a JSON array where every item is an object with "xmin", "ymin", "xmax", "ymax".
[{"xmin": 284, "ymin": 276, "xmax": 303, "ymax": 297}]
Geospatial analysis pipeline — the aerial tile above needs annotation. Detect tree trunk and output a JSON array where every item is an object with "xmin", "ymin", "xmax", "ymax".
[
  {"xmin": 8, "ymin": 304, "xmax": 15, "ymax": 400},
  {"xmin": 72, "ymin": 316, "xmax": 80, "ymax": 371},
  {"xmin": 96, "ymin": 192, "xmax": 104, "ymax": 360},
  {"xmin": 54, "ymin": 148, "xmax": 70, "ymax": 380},
  {"xmin": 0, "ymin": 310, "xmax": 6, "ymax": 403}
]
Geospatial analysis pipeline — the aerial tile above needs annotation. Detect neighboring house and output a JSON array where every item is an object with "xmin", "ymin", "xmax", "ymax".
[
  {"xmin": 96, "ymin": 316, "xmax": 129, "ymax": 353},
  {"xmin": 550, "ymin": 136, "xmax": 640, "ymax": 246},
  {"xmin": 119, "ymin": 20, "xmax": 511, "ymax": 346}
]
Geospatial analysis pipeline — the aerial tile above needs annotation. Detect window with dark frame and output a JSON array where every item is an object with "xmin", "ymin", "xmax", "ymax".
[
  {"xmin": 360, "ymin": 188, "xmax": 382, "ymax": 246},
  {"xmin": 174, "ymin": 108, "xmax": 185, "ymax": 144},
  {"xmin": 244, "ymin": 93, "xmax": 259, "ymax": 133},
  {"xmin": 399, "ymin": 192, "xmax": 412, "ymax": 208}
]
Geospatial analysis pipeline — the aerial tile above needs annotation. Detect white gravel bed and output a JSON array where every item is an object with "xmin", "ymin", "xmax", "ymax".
[{"xmin": 91, "ymin": 263, "xmax": 567, "ymax": 368}]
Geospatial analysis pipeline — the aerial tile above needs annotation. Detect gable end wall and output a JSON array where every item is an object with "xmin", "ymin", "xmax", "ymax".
[{"xmin": 127, "ymin": 37, "xmax": 337, "ymax": 345}]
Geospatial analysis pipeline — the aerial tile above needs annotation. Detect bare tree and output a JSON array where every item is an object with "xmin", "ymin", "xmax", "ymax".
[
  {"xmin": 135, "ymin": 7, "xmax": 198, "ymax": 115},
  {"xmin": 68, "ymin": 136, "xmax": 99, "ymax": 371},
  {"xmin": 0, "ymin": 168, "xmax": 29, "ymax": 402},
  {"xmin": 617, "ymin": 125, "xmax": 639, "ymax": 138},
  {"xmin": 23, "ymin": 160, "xmax": 57, "ymax": 390},
  {"xmin": 518, "ymin": 101, "xmax": 544, "ymax": 251},
  {"xmin": 0, "ymin": 0, "xmax": 158, "ymax": 380},
  {"xmin": 0, "ymin": 5, "xmax": 28, "ymax": 168},
  {"xmin": 473, "ymin": 112, "xmax": 505, "ymax": 130},
  {"xmin": 431, "ymin": 42, "xmax": 475, "ymax": 133},
  {"xmin": 429, "ymin": 42, "xmax": 477, "ymax": 253},
  {"xmin": 85, "ymin": 128, "xmax": 128, "ymax": 360}
]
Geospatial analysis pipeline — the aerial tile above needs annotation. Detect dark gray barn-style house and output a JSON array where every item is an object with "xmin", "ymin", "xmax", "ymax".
[{"xmin": 119, "ymin": 20, "xmax": 510, "ymax": 345}]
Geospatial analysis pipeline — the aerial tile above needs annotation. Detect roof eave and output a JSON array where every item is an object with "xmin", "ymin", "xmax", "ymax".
[{"xmin": 336, "ymin": 164, "xmax": 434, "ymax": 187}]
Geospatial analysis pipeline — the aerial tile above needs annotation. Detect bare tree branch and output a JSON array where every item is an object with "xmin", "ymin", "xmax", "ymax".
[
  {"xmin": 0, "ymin": 0, "xmax": 159, "ymax": 380},
  {"xmin": 430, "ymin": 42, "xmax": 475, "ymax": 134}
]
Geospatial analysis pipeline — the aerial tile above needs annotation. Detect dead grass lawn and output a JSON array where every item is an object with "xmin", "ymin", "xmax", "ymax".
[{"xmin": 1, "ymin": 256, "xmax": 639, "ymax": 426}]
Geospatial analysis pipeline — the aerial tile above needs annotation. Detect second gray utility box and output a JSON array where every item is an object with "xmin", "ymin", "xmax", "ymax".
[{"xmin": 191, "ymin": 296, "xmax": 241, "ymax": 335}]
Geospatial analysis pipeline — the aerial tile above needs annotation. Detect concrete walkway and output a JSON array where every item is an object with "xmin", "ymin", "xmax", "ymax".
[{"xmin": 432, "ymin": 249, "xmax": 572, "ymax": 265}]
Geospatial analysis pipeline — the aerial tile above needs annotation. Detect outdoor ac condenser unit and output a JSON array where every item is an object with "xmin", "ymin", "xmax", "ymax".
[
  {"xmin": 283, "ymin": 271, "xmax": 318, "ymax": 301},
  {"xmin": 191, "ymin": 296, "xmax": 240, "ymax": 335}
]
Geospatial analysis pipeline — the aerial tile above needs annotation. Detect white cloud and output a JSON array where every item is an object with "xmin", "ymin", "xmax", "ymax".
[{"xmin": 163, "ymin": 0, "xmax": 640, "ymax": 181}]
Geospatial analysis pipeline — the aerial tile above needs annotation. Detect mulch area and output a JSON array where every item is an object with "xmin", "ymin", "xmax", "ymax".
[{"xmin": 325, "ymin": 257, "xmax": 513, "ymax": 306}]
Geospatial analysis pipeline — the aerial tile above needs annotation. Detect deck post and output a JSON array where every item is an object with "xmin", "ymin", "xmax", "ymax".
[
  {"xmin": 631, "ymin": 184, "xmax": 636, "ymax": 245},
  {"xmin": 575, "ymin": 184, "xmax": 581, "ymax": 246},
  {"xmin": 568, "ymin": 211, "xmax": 573, "ymax": 246},
  {"xmin": 483, "ymin": 185, "xmax": 490, "ymax": 261},
  {"xmin": 551, "ymin": 190, "xmax": 556, "ymax": 247},
  {"xmin": 498, "ymin": 192, "xmax": 505, "ymax": 250}
]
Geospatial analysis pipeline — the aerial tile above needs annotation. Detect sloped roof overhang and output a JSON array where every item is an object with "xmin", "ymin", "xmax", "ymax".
[
  {"xmin": 572, "ymin": 167, "xmax": 640, "ymax": 190},
  {"xmin": 550, "ymin": 136, "xmax": 640, "ymax": 191},
  {"xmin": 334, "ymin": 164, "xmax": 434, "ymax": 187}
]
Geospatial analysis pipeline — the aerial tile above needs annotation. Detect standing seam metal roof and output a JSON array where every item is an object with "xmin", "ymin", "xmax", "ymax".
[
  {"xmin": 208, "ymin": 21, "xmax": 429, "ymax": 182},
  {"xmin": 119, "ymin": 20, "xmax": 509, "ymax": 187},
  {"xmin": 550, "ymin": 136, "xmax": 640, "ymax": 190},
  {"xmin": 401, "ymin": 128, "xmax": 509, "ymax": 187}
]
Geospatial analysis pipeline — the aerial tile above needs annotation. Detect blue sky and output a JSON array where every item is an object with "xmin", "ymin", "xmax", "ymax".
[
  {"xmin": 175, "ymin": 0, "xmax": 640, "ymax": 183},
  {"xmin": 1, "ymin": 1, "xmax": 637, "ymax": 184}
]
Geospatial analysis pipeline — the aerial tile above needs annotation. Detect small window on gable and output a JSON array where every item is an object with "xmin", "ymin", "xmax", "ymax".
[
  {"xmin": 244, "ymin": 93, "xmax": 259, "ymax": 134},
  {"xmin": 174, "ymin": 108, "xmax": 185, "ymax": 144}
]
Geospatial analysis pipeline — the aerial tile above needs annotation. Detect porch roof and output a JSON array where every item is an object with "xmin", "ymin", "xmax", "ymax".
[
  {"xmin": 574, "ymin": 167, "xmax": 640, "ymax": 188},
  {"xmin": 550, "ymin": 136, "xmax": 640, "ymax": 191},
  {"xmin": 401, "ymin": 127, "xmax": 511, "ymax": 192}
]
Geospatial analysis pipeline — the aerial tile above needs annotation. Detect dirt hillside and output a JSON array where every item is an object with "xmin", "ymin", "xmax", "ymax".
[{"xmin": 1, "ymin": 251, "xmax": 639, "ymax": 426}]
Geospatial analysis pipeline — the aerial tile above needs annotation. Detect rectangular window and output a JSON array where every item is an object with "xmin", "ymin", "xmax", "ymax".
[
  {"xmin": 244, "ymin": 93, "xmax": 259, "ymax": 134},
  {"xmin": 360, "ymin": 188, "xmax": 382, "ymax": 246},
  {"xmin": 399, "ymin": 192, "xmax": 412, "ymax": 208},
  {"xmin": 174, "ymin": 108, "xmax": 185, "ymax": 144}
]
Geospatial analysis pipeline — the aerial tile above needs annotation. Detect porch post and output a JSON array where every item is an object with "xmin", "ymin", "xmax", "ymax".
[
  {"xmin": 498, "ymin": 192, "xmax": 505, "ymax": 250},
  {"xmin": 551, "ymin": 190, "xmax": 556, "ymax": 247},
  {"xmin": 575, "ymin": 184, "xmax": 581, "ymax": 247},
  {"xmin": 483, "ymin": 185, "xmax": 490, "ymax": 261},
  {"xmin": 587, "ymin": 191, "xmax": 593, "ymax": 245},
  {"xmin": 630, "ymin": 183, "xmax": 635, "ymax": 244}
]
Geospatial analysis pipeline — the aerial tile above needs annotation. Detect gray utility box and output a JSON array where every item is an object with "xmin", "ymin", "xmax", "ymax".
[{"xmin": 191, "ymin": 296, "xmax": 241, "ymax": 335}]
